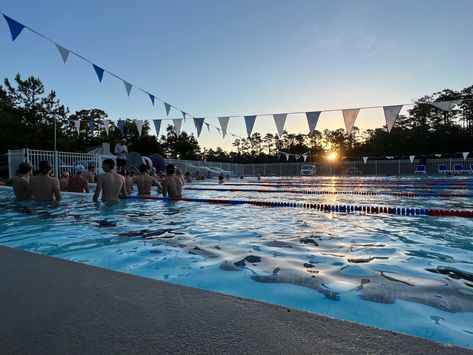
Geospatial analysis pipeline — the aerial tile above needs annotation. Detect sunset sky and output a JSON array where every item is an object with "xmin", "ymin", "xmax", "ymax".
[{"xmin": 1, "ymin": 0, "xmax": 472, "ymax": 150}]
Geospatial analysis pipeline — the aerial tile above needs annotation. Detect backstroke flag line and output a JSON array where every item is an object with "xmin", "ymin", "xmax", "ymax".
[
  {"xmin": 306, "ymin": 111, "xmax": 321, "ymax": 134},
  {"xmin": 383, "ymin": 105, "xmax": 403, "ymax": 133},
  {"xmin": 342, "ymin": 108, "xmax": 360, "ymax": 135},
  {"xmin": 56, "ymin": 44, "xmax": 70, "ymax": 63},
  {"xmin": 273, "ymin": 114, "xmax": 287, "ymax": 137},
  {"xmin": 244, "ymin": 115, "xmax": 257, "ymax": 137},
  {"xmin": 218, "ymin": 117, "xmax": 230, "ymax": 138},
  {"xmin": 173, "ymin": 119, "xmax": 182, "ymax": 136},
  {"xmin": 153, "ymin": 119, "xmax": 161, "ymax": 137},
  {"xmin": 193, "ymin": 117, "xmax": 205, "ymax": 137}
]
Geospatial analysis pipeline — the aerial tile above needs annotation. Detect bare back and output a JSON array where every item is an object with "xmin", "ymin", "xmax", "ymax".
[
  {"xmin": 29, "ymin": 175, "xmax": 62, "ymax": 201},
  {"xmin": 93, "ymin": 172, "xmax": 126, "ymax": 202},
  {"xmin": 133, "ymin": 174, "xmax": 161, "ymax": 195},
  {"xmin": 12, "ymin": 176, "xmax": 30, "ymax": 200},
  {"xmin": 162, "ymin": 175, "xmax": 183, "ymax": 198}
]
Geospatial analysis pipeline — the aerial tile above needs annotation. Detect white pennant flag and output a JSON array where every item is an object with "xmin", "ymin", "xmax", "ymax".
[
  {"xmin": 273, "ymin": 113, "xmax": 287, "ymax": 137},
  {"xmin": 463, "ymin": 152, "xmax": 469, "ymax": 160},
  {"xmin": 302, "ymin": 154, "xmax": 308, "ymax": 162},
  {"xmin": 435, "ymin": 154, "xmax": 442, "ymax": 157},
  {"xmin": 386, "ymin": 156, "xmax": 394, "ymax": 159},
  {"xmin": 363, "ymin": 157, "xmax": 368, "ymax": 164},
  {"xmin": 285, "ymin": 153, "xmax": 290, "ymax": 161},
  {"xmin": 123, "ymin": 81, "xmax": 132, "ymax": 97},
  {"xmin": 431, "ymin": 100, "xmax": 458, "ymax": 112},
  {"xmin": 75, "ymin": 120, "xmax": 81, "ymax": 135},
  {"xmin": 103, "ymin": 119, "xmax": 110, "ymax": 135},
  {"xmin": 173, "ymin": 119, "xmax": 182, "ymax": 136},
  {"xmin": 383, "ymin": 105, "xmax": 403, "ymax": 133},
  {"xmin": 409, "ymin": 155, "xmax": 415, "ymax": 163},
  {"xmin": 218, "ymin": 116, "xmax": 230, "ymax": 138},
  {"xmin": 135, "ymin": 119, "xmax": 143, "ymax": 137},
  {"xmin": 56, "ymin": 44, "xmax": 70, "ymax": 63},
  {"xmin": 342, "ymin": 108, "xmax": 360, "ymax": 135}
]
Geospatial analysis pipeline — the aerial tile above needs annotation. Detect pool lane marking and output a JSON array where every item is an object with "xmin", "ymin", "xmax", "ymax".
[
  {"xmin": 216, "ymin": 182, "xmax": 473, "ymax": 190},
  {"xmin": 184, "ymin": 187, "xmax": 473, "ymax": 198},
  {"xmin": 127, "ymin": 196, "xmax": 473, "ymax": 218}
]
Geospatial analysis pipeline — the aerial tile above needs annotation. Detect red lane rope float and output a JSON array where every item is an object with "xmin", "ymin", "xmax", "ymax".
[
  {"xmin": 218, "ymin": 182, "xmax": 473, "ymax": 190},
  {"xmin": 184, "ymin": 187, "xmax": 473, "ymax": 198},
  {"xmin": 126, "ymin": 196, "xmax": 473, "ymax": 218}
]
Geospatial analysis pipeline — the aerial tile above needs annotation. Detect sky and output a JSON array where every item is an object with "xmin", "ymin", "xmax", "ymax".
[{"xmin": 1, "ymin": 0, "xmax": 472, "ymax": 151}]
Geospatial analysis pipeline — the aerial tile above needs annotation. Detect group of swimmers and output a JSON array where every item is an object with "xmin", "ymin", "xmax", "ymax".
[{"xmin": 11, "ymin": 159, "xmax": 183, "ymax": 202}]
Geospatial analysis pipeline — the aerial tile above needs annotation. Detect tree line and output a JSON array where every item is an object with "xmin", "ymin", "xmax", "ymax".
[{"xmin": 1, "ymin": 74, "xmax": 472, "ymax": 164}]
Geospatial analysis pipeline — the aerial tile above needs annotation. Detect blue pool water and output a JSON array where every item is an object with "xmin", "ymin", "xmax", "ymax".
[{"xmin": 1, "ymin": 176, "xmax": 473, "ymax": 349}]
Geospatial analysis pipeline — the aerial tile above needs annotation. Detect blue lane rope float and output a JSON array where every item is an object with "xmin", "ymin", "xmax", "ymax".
[
  {"xmin": 126, "ymin": 195, "xmax": 473, "ymax": 218},
  {"xmin": 184, "ymin": 187, "xmax": 473, "ymax": 198},
  {"xmin": 219, "ymin": 182, "xmax": 473, "ymax": 190}
]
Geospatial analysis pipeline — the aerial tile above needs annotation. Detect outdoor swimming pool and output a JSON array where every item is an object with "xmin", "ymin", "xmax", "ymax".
[{"xmin": 1, "ymin": 176, "xmax": 473, "ymax": 349}]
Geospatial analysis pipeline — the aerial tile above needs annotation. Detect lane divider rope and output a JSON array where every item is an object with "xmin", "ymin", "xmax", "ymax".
[{"xmin": 126, "ymin": 195, "xmax": 473, "ymax": 218}]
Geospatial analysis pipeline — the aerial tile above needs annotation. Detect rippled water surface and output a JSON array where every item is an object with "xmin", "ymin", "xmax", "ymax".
[{"xmin": 1, "ymin": 176, "xmax": 473, "ymax": 349}]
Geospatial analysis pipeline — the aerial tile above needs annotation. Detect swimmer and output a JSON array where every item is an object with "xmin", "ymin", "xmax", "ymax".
[
  {"xmin": 218, "ymin": 172, "xmax": 224, "ymax": 184},
  {"xmin": 133, "ymin": 164, "xmax": 162, "ymax": 195},
  {"xmin": 175, "ymin": 168, "xmax": 185, "ymax": 185},
  {"xmin": 83, "ymin": 164, "xmax": 96, "ymax": 183},
  {"xmin": 12, "ymin": 162, "xmax": 32, "ymax": 199},
  {"xmin": 29, "ymin": 160, "xmax": 62, "ymax": 201},
  {"xmin": 161, "ymin": 164, "xmax": 183, "ymax": 198},
  {"xmin": 59, "ymin": 171, "xmax": 70, "ymax": 191},
  {"xmin": 68, "ymin": 165, "xmax": 90, "ymax": 193},
  {"xmin": 119, "ymin": 170, "xmax": 134, "ymax": 194},
  {"xmin": 93, "ymin": 158, "xmax": 127, "ymax": 202},
  {"xmin": 257, "ymin": 174, "xmax": 261, "ymax": 181},
  {"xmin": 184, "ymin": 171, "xmax": 193, "ymax": 183}
]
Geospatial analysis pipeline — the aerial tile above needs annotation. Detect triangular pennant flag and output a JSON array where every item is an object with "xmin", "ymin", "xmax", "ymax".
[
  {"xmin": 148, "ymin": 93, "xmax": 155, "ymax": 106},
  {"xmin": 88, "ymin": 119, "xmax": 94, "ymax": 131},
  {"xmin": 463, "ymin": 152, "xmax": 469, "ymax": 160},
  {"xmin": 386, "ymin": 156, "xmax": 394, "ymax": 160},
  {"xmin": 273, "ymin": 113, "xmax": 287, "ymax": 137},
  {"xmin": 3, "ymin": 15, "xmax": 25, "ymax": 41},
  {"xmin": 302, "ymin": 154, "xmax": 308, "ymax": 162},
  {"xmin": 164, "ymin": 102, "xmax": 171, "ymax": 116},
  {"xmin": 193, "ymin": 117, "xmax": 205, "ymax": 137},
  {"xmin": 135, "ymin": 119, "xmax": 143, "ymax": 137},
  {"xmin": 55, "ymin": 44, "xmax": 70, "ymax": 63},
  {"xmin": 431, "ymin": 100, "xmax": 458, "ymax": 112},
  {"xmin": 205, "ymin": 122, "xmax": 210, "ymax": 133},
  {"xmin": 218, "ymin": 117, "xmax": 230, "ymax": 138},
  {"xmin": 285, "ymin": 153, "xmax": 290, "ymax": 161},
  {"xmin": 92, "ymin": 64, "xmax": 105, "ymax": 82},
  {"xmin": 383, "ymin": 105, "xmax": 403, "ymax": 133},
  {"xmin": 173, "ymin": 119, "xmax": 182, "ymax": 136},
  {"xmin": 342, "ymin": 108, "xmax": 360, "ymax": 135},
  {"xmin": 216, "ymin": 127, "xmax": 221, "ymax": 135},
  {"xmin": 153, "ymin": 119, "xmax": 162, "ymax": 137},
  {"xmin": 306, "ymin": 111, "xmax": 321, "ymax": 135},
  {"xmin": 103, "ymin": 119, "xmax": 110, "ymax": 135},
  {"xmin": 244, "ymin": 115, "xmax": 256, "ymax": 137},
  {"xmin": 409, "ymin": 155, "xmax": 415, "ymax": 163},
  {"xmin": 181, "ymin": 111, "xmax": 187, "ymax": 121},
  {"xmin": 123, "ymin": 81, "xmax": 132, "ymax": 97},
  {"xmin": 435, "ymin": 154, "xmax": 442, "ymax": 157},
  {"xmin": 118, "ymin": 119, "xmax": 125, "ymax": 137},
  {"xmin": 363, "ymin": 157, "xmax": 368, "ymax": 164},
  {"xmin": 75, "ymin": 120, "xmax": 81, "ymax": 135}
]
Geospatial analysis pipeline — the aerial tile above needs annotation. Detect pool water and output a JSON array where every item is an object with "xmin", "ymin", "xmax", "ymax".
[{"xmin": 1, "ymin": 176, "xmax": 473, "ymax": 349}]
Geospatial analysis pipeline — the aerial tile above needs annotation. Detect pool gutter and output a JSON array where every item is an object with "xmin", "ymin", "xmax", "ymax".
[{"xmin": 0, "ymin": 245, "xmax": 470, "ymax": 354}]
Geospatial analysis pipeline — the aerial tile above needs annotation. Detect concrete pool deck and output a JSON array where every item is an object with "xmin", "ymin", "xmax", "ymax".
[{"xmin": 0, "ymin": 246, "xmax": 470, "ymax": 354}]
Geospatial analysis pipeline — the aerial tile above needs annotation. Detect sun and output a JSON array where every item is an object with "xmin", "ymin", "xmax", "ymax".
[{"xmin": 326, "ymin": 152, "xmax": 338, "ymax": 161}]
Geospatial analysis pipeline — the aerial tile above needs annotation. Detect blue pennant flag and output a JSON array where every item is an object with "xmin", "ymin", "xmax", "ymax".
[
  {"xmin": 118, "ymin": 119, "xmax": 125, "ymax": 137},
  {"xmin": 92, "ymin": 64, "xmax": 105, "ymax": 82},
  {"xmin": 164, "ymin": 102, "xmax": 171, "ymax": 116},
  {"xmin": 148, "ymin": 93, "xmax": 155, "ymax": 106},
  {"xmin": 306, "ymin": 111, "xmax": 321, "ymax": 135},
  {"xmin": 153, "ymin": 119, "xmax": 162, "ymax": 137},
  {"xmin": 88, "ymin": 119, "xmax": 94, "ymax": 131},
  {"xmin": 193, "ymin": 117, "xmax": 205, "ymax": 137},
  {"xmin": 3, "ymin": 15, "xmax": 25, "ymax": 41},
  {"xmin": 181, "ymin": 111, "xmax": 187, "ymax": 120},
  {"xmin": 244, "ymin": 115, "xmax": 257, "ymax": 137}
]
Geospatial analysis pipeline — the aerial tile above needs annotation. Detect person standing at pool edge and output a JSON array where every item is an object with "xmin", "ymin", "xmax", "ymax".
[
  {"xmin": 12, "ymin": 162, "xmax": 32, "ymax": 199},
  {"xmin": 29, "ymin": 160, "xmax": 62, "ymax": 201},
  {"xmin": 114, "ymin": 139, "xmax": 128, "ymax": 172},
  {"xmin": 161, "ymin": 164, "xmax": 183, "ymax": 198},
  {"xmin": 93, "ymin": 159, "xmax": 127, "ymax": 202}
]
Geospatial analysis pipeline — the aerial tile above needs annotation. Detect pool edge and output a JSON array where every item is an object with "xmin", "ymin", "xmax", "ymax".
[{"xmin": 0, "ymin": 245, "xmax": 470, "ymax": 354}]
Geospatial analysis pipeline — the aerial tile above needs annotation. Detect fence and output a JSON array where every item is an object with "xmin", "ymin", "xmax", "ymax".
[{"xmin": 7, "ymin": 148, "xmax": 473, "ymax": 178}]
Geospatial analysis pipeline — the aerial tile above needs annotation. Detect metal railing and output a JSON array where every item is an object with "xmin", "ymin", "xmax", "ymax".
[{"xmin": 7, "ymin": 148, "xmax": 473, "ymax": 178}]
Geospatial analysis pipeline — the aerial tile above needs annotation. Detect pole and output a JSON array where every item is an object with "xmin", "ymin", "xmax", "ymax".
[{"xmin": 54, "ymin": 116, "xmax": 58, "ymax": 178}]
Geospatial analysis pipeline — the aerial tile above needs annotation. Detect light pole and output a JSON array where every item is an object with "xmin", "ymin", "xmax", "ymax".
[{"xmin": 53, "ymin": 115, "xmax": 58, "ymax": 178}]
